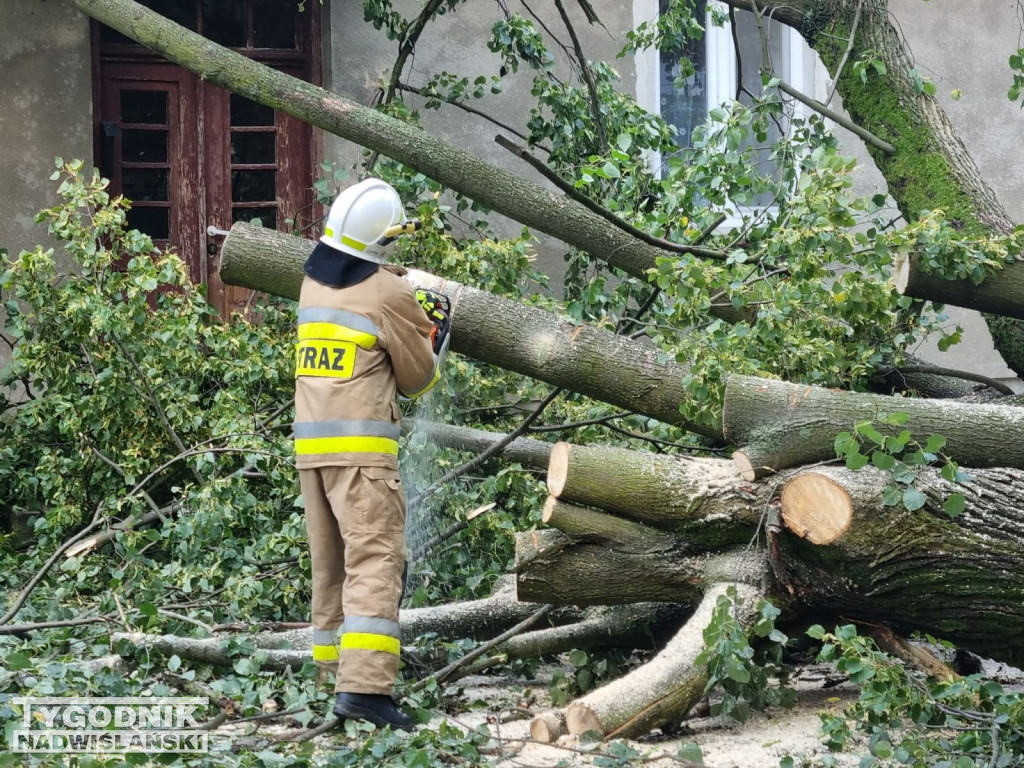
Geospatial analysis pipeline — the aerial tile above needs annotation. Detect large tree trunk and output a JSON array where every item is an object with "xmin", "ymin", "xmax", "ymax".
[
  {"xmin": 724, "ymin": 375, "xmax": 1024, "ymax": 479},
  {"xmin": 219, "ymin": 223, "xmax": 722, "ymax": 439},
  {"xmin": 720, "ymin": 0, "xmax": 1024, "ymax": 375}
]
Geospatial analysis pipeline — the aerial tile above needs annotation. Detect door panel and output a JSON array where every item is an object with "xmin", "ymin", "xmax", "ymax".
[{"xmin": 94, "ymin": 1, "xmax": 319, "ymax": 318}]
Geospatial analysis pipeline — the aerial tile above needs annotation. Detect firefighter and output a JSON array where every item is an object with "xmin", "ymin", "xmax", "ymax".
[{"xmin": 294, "ymin": 177, "xmax": 451, "ymax": 731}]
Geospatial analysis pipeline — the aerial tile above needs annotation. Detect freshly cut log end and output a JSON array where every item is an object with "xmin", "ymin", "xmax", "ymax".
[
  {"xmin": 893, "ymin": 251, "xmax": 911, "ymax": 295},
  {"xmin": 541, "ymin": 495, "xmax": 558, "ymax": 525},
  {"xmin": 529, "ymin": 712, "xmax": 566, "ymax": 742},
  {"xmin": 780, "ymin": 472, "xmax": 853, "ymax": 545},
  {"xmin": 565, "ymin": 704, "xmax": 604, "ymax": 736},
  {"xmin": 733, "ymin": 450, "xmax": 763, "ymax": 482},
  {"xmin": 547, "ymin": 442, "xmax": 571, "ymax": 498}
]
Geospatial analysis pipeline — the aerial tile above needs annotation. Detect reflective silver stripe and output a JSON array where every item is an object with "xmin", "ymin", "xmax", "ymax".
[
  {"xmin": 293, "ymin": 420, "xmax": 400, "ymax": 440},
  {"xmin": 313, "ymin": 628, "xmax": 340, "ymax": 646},
  {"xmin": 298, "ymin": 307, "xmax": 379, "ymax": 336},
  {"xmin": 341, "ymin": 616, "xmax": 401, "ymax": 639}
]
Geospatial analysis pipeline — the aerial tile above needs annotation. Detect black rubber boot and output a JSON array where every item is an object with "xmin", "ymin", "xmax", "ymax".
[{"xmin": 333, "ymin": 692, "xmax": 414, "ymax": 732}]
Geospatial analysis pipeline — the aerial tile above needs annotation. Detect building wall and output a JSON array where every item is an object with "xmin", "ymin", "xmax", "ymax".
[
  {"xmin": 0, "ymin": 1, "xmax": 93, "ymax": 375},
  {"xmin": 0, "ymin": 1, "xmax": 94, "ymax": 265}
]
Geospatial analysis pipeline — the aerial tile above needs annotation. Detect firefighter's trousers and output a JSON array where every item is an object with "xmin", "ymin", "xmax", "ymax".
[{"xmin": 299, "ymin": 465, "xmax": 407, "ymax": 695}]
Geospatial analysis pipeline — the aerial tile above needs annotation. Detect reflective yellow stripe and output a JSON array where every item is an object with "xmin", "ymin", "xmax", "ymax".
[
  {"xmin": 341, "ymin": 235, "xmax": 367, "ymax": 252},
  {"xmin": 294, "ymin": 436, "xmax": 399, "ymax": 456},
  {"xmin": 313, "ymin": 644, "xmax": 339, "ymax": 662},
  {"xmin": 295, "ymin": 340, "xmax": 357, "ymax": 378},
  {"xmin": 404, "ymin": 365, "xmax": 441, "ymax": 399},
  {"xmin": 324, "ymin": 226, "xmax": 334, "ymax": 238},
  {"xmin": 298, "ymin": 322, "xmax": 376, "ymax": 350},
  {"xmin": 340, "ymin": 632, "xmax": 400, "ymax": 655}
]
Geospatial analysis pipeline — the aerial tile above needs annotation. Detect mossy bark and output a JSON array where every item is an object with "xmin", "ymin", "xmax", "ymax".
[{"xmin": 720, "ymin": 0, "xmax": 1024, "ymax": 374}]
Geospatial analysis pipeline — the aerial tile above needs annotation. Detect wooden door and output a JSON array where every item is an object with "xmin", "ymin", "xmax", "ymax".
[{"xmin": 94, "ymin": 0, "xmax": 320, "ymax": 317}]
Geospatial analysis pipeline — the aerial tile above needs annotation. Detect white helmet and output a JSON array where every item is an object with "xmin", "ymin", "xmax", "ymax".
[{"xmin": 319, "ymin": 178, "xmax": 418, "ymax": 264}]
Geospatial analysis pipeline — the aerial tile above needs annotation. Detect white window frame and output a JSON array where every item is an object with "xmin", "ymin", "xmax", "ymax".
[{"xmin": 633, "ymin": 0, "xmax": 818, "ymax": 218}]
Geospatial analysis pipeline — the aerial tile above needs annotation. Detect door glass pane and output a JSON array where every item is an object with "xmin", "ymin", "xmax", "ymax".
[
  {"xmin": 230, "ymin": 94, "xmax": 275, "ymax": 126},
  {"xmin": 659, "ymin": 0, "xmax": 707, "ymax": 148},
  {"xmin": 232, "ymin": 206, "xmax": 277, "ymax": 227},
  {"xmin": 126, "ymin": 207, "xmax": 170, "ymax": 240},
  {"xmin": 121, "ymin": 90, "xmax": 168, "ymax": 125},
  {"xmin": 150, "ymin": 0, "xmax": 198, "ymax": 30},
  {"xmin": 253, "ymin": 0, "xmax": 296, "ymax": 48},
  {"xmin": 202, "ymin": 0, "xmax": 246, "ymax": 47},
  {"xmin": 123, "ymin": 168, "xmax": 170, "ymax": 201},
  {"xmin": 231, "ymin": 132, "xmax": 275, "ymax": 164},
  {"xmin": 231, "ymin": 169, "xmax": 275, "ymax": 202},
  {"xmin": 122, "ymin": 129, "xmax": 168, "ymax": 163}
]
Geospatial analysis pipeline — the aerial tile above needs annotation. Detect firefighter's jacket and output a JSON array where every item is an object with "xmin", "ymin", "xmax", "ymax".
[{"xmin": 294, "ymin": 266, "xmax": 439, "ymax": 469}]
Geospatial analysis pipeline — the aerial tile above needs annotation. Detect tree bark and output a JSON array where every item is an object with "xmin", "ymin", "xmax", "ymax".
[
  {"xmin": 546, "ymin": 442, "xmax": 767, "ymax": 546},
  {"xmin": 561, "ymin": 578, "xmax": 765, "ymax": 740},
  {"xmin": 775, "ymin": 464, "xmax": 1024, "ymax": 667},
  {"xmin": 515, "ymin": 528, "xmax": 750, "ymax": 605},
  {"xmin": 724, "ymin": 375, "xmax": 1024, "ymax": 479},
  {"xmin": 219, "ymin": 223, "xmax": 721, "ymax": 439},
  {"xmin": 894, "ymin": 251, "xmax": 1024, "ymax": 321},
  {"xmin": 406, "ymin": 420, "xmax": 553, "ymax": 471},
  {"xmin": 63, "ymin": 0, "xmax": 692, "ymax": 283}
]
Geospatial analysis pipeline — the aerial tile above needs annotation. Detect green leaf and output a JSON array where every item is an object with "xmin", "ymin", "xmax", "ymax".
[
  {"xmin": 882, "ymin": 485, "xmax": 902, "ymax": 506},
  {"xmin": 677, "ymin": 742, "xmax": 704, "ymax": 764},
  {"xmin": 6, "ymin": 651, "xmax": 33, "ymax": 671},
  {"xmin": 943, "ymin": 493, "xmax": 967, "ymax": 517},
  {"xmin": 600, "ymin": 161, "xmax": 621, "ymax": 179},
  {"xmin": 806, "ymin": 624, "xmax": 826, "ymax": 640},
  {"xmin": 846, "ymin": 451, "xmax": 869, "ymax": 471},
  {"xmin": 871, "ymin": 451, "xmax": 896, "ymax": 470},
  {"xmin": 139, "ymin": 602, "xmax": 157, "ymax": 617},
  {"xmin": 615, "ymin": 132, "xmax": 632, "ymax": 152},
  {"xmin": 902, "ymin": 488, "xmax": 927, "ymax": 511},
  {"xmin": 924, "ymin": 434, "xmax": 947, "ymax": 454},
  {"xmin": 726, "ymin": 659, "xmax": 750, "ymax": 683}
]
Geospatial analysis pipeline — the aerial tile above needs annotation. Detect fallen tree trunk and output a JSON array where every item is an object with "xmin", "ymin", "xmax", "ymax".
[
  {"xmin": 220, "ymin": 223, "xmax": 721, "ymax": 439},
  {"xmin": 547, "ymin": 442, "xmax": 764, "ymax": 542},
  {"xmin": 775, "ymin": 464, "xmax": 1024, "ymax": 666},
  {"xmin": 561, "ymin": 578, "xmax": 765, "ymax": 740},
  {"xmin": 724, "ymin": 375, "xmax": 1024, "ymax": 479},
  {"xmin": 894, "ymin": 251, "xmax": 1024, "ymax": 321},
  {"xmin": 405, "ymin": 420, "xmax": 553, "ymax": 471},
  {"xmin": 515, "ymin": 528, "xmax": 753, "ymax": 605}
]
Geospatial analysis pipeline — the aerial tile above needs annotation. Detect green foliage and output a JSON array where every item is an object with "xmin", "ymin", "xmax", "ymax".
[
  {"xmin": 807, "ymin": 623, "xmax": 1024, "ymax": 767},
  {"xmin": 1009, "ymin": 49, "xmax": 1024, "ymax": 106},
  {"xmin": 833, "ymin": 412, "xmax": 971, "ymax": 517},
  {"xmin": 697, "ymin": 589, "xmax": 795, "ymax": 722}
]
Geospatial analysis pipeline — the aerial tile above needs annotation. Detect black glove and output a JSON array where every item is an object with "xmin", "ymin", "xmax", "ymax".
[{"xmin": 415, "ymin": 289, "xmax": 451, "ymax": 355}]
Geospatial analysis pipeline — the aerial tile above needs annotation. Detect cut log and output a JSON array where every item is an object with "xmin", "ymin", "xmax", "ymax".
[
  {"xmin": 724, "ymin": 375, "xmax": 1024, "ymax": 479},
  {"xmin": 776, "ymin": 464, "xmax": 1024, "ymax": 666},
  {"xmin": 562, "ymin": 573, "xmax": 765, "ymax": 740},
  {"xmin": 530, "ymin": 712, "xmax": 566, "ymax": 743},
  {"xmin": 542, "ymin": 497, "xmax": 680, "ymax": 553},
  {"xmin": 779, "ymin": 473, "xmax": 853, "ymax": 545},
  {"xmin": 220, "ymin": 223, "xmax": 721, "ymax": 440},
  {"xmin": 515, "ymin": 529, "xmax": 736, "ymax": 605},
  {"xmin": 895, "ymin": 251, "xmax": 1024, "ymax": 321},
  {"xmin": 546, "ymin": 442, "xmax": 763, "ymax": 542}
]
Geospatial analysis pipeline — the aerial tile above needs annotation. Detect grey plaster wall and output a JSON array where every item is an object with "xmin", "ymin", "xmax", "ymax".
[
  {"xmin": 324, "ymin": 0, "xmax": 636, "ymax": 290},
  {"xmin": 0, "ymin": 1, "xmax": 94, "ymax": 264},
  {"xmin": 0, "ymin": 1, "xmax": 93, "ymax": 376}
]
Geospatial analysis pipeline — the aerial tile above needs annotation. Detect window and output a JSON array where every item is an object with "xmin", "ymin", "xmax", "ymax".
[{"xmin": 634, "ymin": 0, "xmax": 815, "ymax": 205}]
